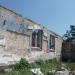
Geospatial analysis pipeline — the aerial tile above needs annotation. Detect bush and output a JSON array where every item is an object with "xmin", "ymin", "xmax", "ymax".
[
  {"xmin": 0, "ymin": 68, "xmax": 5, "ymax": 73},
  {"xmin": 35, "ymin": 59, "xmax": 45, "ymax": 66},
  {"xmin": 30, "ymin": 63, "xmax": 39, "ymax": 68},
  {"xmin": 14, "ymin": 58, "xmax": 30, "ymax": 70}
]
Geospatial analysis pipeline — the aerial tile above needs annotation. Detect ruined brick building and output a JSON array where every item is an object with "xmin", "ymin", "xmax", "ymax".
[{"xmin": 0, "ymin": 5, "xmax": 63, "ymax": 65}]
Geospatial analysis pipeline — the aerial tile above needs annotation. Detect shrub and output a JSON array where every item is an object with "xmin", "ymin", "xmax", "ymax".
[
  {"xmin": 0, "ymin": 68, "xmax": 5, "ymax": 73},
  {"xmin": 30, "ymin": 63, "xmax": 39, "ymax": 68},
  {"xmin": 35, "ymin": 59, "xmax": 45, "ymax": 66},
  {"xmin": 14, "ymin": 58, "xmax": 30, "ymax": 70}
]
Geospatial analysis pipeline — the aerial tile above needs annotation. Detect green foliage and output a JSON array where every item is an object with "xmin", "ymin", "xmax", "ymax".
[
  {"xmin": 63, "ymin": 25, "xmax": 75, "ymax": 43},
  {"xmin": 34, "ymin": 59, "xmax": 60, "ymax": 75},
  {"xmin": 14, "ymin": 58, "xmax": 30, "ymax": 70},
  {"xmin": 66, "ymin": 63, "xmax": 75, "ymax": 70},
  {"xmin": 0, "ymin": 70, "xmax": 33, "ymax": 75},
  {"xmin": 46, "ymin": 58, "xmax": 57, "ymax": 63},
  {"xmin": 0, "ymin": 68, "xmax": 5, "ymax": 74},
  {"xmin": 0, "ymin": 58, "xmax": 63, "ymax": 75},
  {"xmin": 30, "ymin": 63, "xmax": 39, "ymax": 68},
  {"xmin": 56, "ymin": 62, "xmax": 62, "ymax": 71},
  {"xmin": 35, "ymin": 59, "xmax": 45, "ymax": 66}
]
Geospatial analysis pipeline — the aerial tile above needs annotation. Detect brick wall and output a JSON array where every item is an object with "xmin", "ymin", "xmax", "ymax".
[{"xmin": 5, "ymin": 31, "xmax": 30, "ymax": 56}]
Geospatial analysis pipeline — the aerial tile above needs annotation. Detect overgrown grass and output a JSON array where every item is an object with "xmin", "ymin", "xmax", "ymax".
[
  {"xmin": 1, "ymin": 58, "xmax": 75, "ymax": 75},
  {"xmin": 65, "ymin": 62, "xmax": 75, "ymax": 70},
  {"xmin": 34, "ymin": 58, "xmax": 61, "ymax": 74},
  {"xmin": 0, "ymin": 70, "xmax": 33, "ymax": 75},
  {"xmin": 0, "ymin": 58, "xmax": 33, "ymax": 75},
  {"xmin": 0, "ymin": 58, "xmax": 59, "ymax": 75}
]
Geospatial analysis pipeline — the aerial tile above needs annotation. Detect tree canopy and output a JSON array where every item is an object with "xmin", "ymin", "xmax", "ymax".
[{"xmin": 63, "ymin": 25, "xmax": 75, "ymax": 44}]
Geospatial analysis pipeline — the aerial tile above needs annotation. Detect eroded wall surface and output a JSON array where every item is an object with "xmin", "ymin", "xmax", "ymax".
[
  {"xmin": 5, "ymin": 31, "xmax": 30, "ymax": 55},
  {"xmin": 0, "ymin": 6, "xmax": 63, "ymax": 64}
]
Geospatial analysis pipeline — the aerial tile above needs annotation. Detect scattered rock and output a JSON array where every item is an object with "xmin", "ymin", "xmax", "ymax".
[{"xmin": 31, "ymin": 68, "xmax": 43, "ymax": 75}]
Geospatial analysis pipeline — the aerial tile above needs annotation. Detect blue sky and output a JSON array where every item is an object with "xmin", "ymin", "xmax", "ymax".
[{"xmin": 0, "ymin": 0, "xmax": 75, "ymax": 36}]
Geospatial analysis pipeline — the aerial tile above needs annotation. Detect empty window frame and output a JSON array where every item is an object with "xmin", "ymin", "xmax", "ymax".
[
  {"xmin": 32, "ymin": 29, "xmax": 43, "ymax": 49},
  {"xmin": 49, "ymin": 35, "xmax": 55, "ymax": 50}
]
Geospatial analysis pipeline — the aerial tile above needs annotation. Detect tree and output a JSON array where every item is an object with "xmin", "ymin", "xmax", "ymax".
[{"xmin": 63, "ymin": 25, "xmax": 75, "ymax": 44}]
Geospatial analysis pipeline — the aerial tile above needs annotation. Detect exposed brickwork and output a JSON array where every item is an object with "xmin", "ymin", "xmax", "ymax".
[
  {"xmin": 0, "ymin": 5, "xmax": 63, "ymax": 64},
  {"xmin": 5, "ymin": 31, "xmax": 30, "ymax": 56}
]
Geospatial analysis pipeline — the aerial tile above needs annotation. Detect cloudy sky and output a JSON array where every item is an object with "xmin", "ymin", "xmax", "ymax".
[{"xmin": 0, "ymin": 0, "xmax": 75, "ymax": 36}]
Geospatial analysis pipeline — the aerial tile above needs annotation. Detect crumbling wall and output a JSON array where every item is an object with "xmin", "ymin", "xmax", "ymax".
[
  {"xmin": 0, "ymin": 5, "xmax": 63, "ymax": 63},
  {"xmin": 55, "ymin": 36, "xmax": 63, "ymax": 60},
  {"xmin": 5, "ymin": 31, "xmax": 30, "ymax": 56},
  {"xmin": 0, "ymin": 6, "xmax": 31, "ymax": 56}
]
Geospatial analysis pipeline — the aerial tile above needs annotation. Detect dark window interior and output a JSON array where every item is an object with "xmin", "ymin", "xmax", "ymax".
[
  {"xmin": 32, "ymin": 29, "xmax": 43, "ymax": 49},
  {"xmin": 49, "ymin": 35, "xmax": 55, "ymax": 50},
  {"xmin": 3, "ymin": 20, "xmax": 6, "ymax": 25}
]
